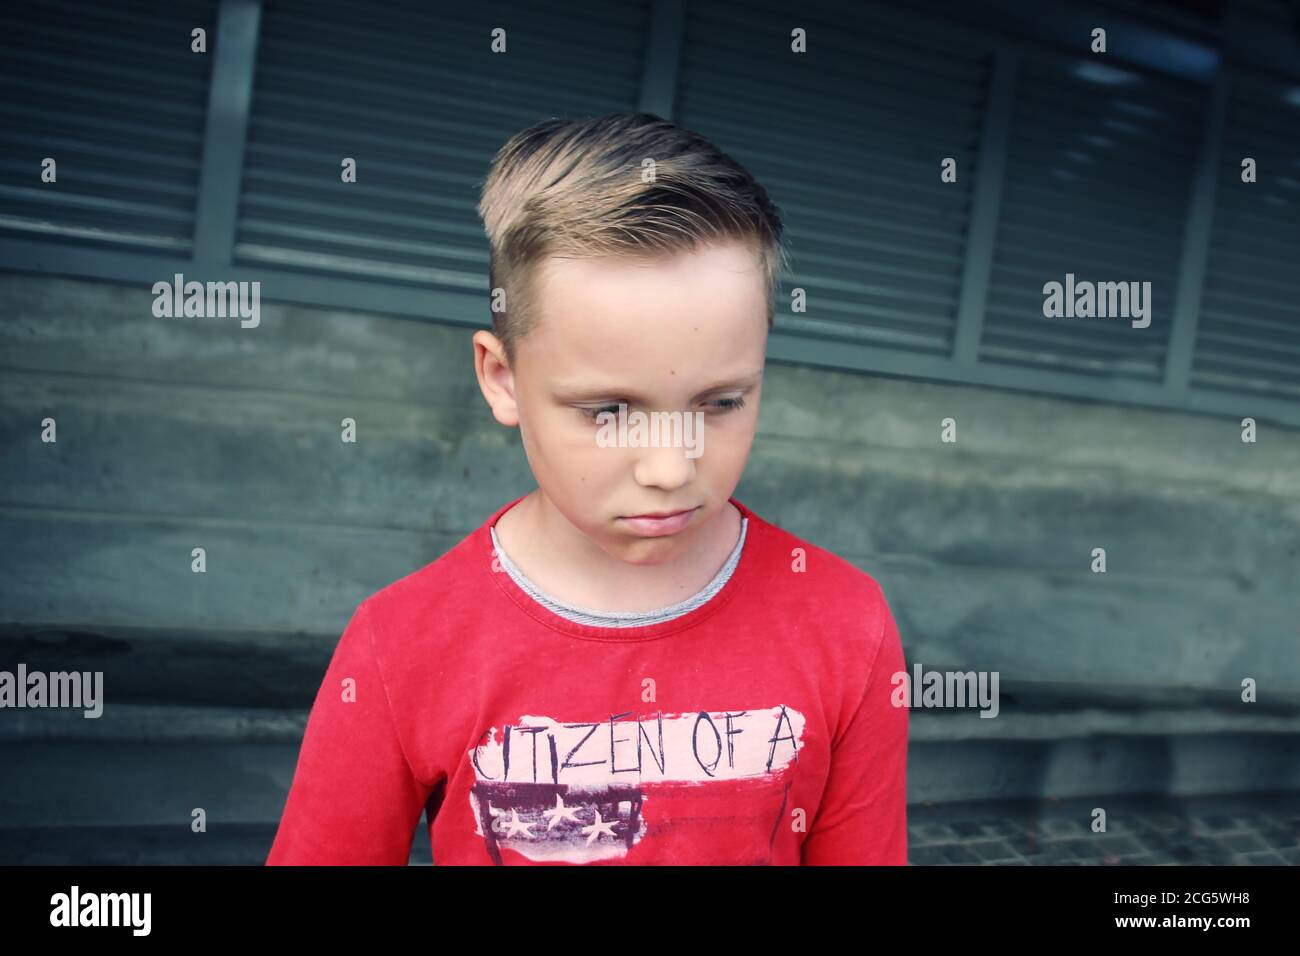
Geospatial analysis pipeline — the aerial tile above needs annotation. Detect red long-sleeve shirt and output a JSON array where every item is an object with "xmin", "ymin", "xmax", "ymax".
[{"xmin": 266, "ymin": 495, "xmax": 908, "ymax": 865}]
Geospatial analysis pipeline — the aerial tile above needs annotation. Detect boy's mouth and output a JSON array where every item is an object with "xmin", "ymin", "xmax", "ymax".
[{"xmin": 619, "ymin": 507, "xmax": 698, "ymax": 537}]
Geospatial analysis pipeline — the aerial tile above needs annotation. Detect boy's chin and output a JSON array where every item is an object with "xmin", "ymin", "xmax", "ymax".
[{"xmin": 599, "ymin": 530, "xmax": 690, "ymax": 565}]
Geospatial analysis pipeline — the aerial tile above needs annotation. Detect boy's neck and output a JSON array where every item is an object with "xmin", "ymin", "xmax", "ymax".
[{"xmin": 493, "ymin": 490, "xmax": 743, "ymax": 615}]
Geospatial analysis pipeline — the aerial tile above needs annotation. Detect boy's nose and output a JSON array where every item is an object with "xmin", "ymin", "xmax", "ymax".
[{"xmin": 632, "ymin": 442, "xmax": 696, "ymax": 492}]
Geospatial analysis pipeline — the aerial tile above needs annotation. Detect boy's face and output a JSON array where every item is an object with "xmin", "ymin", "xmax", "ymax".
[{"xmin": 475, "ymin": 239, "xmax": 768, "ymax": 565}]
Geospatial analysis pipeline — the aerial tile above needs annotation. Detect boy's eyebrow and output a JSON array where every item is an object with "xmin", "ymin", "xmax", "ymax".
[{"xmin": 554, "ymin": 370, "xmax": 764, "ymax": 403}]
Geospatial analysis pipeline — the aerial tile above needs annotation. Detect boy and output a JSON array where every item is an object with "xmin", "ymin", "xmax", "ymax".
[{"xmin": 266, "ymin": 112, "xmax": 908, "ymax": 866}]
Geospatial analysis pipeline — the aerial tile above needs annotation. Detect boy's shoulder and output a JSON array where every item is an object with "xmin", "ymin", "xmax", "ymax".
[
  {"xmin": 356, "ymin": 517, "xmax": 488, "ymax": 625},
  {"xmin": 334, "ymin": 502, "xmax": 504, "ymax": 657},
  {"xmin": 740, "ymin": 503, "xmax": 890, "ymax": 608}
]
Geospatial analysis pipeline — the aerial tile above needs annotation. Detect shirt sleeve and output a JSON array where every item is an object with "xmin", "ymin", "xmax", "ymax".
[
  {"xmin": 800, "ymin": 586, "xmax": 909, "ymax": 865},
  {"xmin": 266, "ymin": 599, "xmax": 429, "ymax": 865}
]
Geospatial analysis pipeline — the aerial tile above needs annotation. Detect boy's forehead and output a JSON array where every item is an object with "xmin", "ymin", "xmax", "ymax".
[
  {"xmin": 520, "ymin": 243, "xmax": 768, "ymax": 385},
  {"xmin": 538, "ymin": 240, "xmax": 760, "ymax": 288},
  {"xmin": 532, "ymin": 243, "xmax": 766, "ymax": 337}
]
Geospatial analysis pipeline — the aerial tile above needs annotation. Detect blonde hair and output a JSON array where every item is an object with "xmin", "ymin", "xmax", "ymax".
[{"xmin": 476, "ymin": 112, "xmax": 789, "ymax": 364}]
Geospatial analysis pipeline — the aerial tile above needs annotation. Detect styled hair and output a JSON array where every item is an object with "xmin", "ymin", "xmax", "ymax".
[{"xmin": 476, "ymin": 112, "xmax": 789, "ymax": 364}]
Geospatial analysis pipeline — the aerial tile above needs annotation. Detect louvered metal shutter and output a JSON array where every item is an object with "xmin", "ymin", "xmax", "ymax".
[
  {"xmin": 1194, "ymin": 69, "xmax": 1300, "ymax": 399},
  {"xmin": 233, "ymin": 0, "xmax": 652, "ymax": 291},
  {"xmin": 983, "ymin": 54, "xmax": 1202, "ymax": 381},
  {"xmin": 675, "ymin": 0, "xmax": 988, "ymax": 356},
  {"xmin": 1230, "ymin": 0, "xmax": 1300, "ymax": 35},
  {"xmin": 0, "ymin": 0, "xmax": 216, "ymax": 252}
]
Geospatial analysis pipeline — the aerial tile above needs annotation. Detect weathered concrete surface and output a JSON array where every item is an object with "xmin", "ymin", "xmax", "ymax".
[{"xmin": 2, "ymin": 272, "xmax": 1298, "ymax": 821}]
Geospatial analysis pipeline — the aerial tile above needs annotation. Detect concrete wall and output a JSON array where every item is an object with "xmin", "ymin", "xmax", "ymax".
[{"xmin": 2, "ymin": 272, "xmax": 1298, "ymax": 861}]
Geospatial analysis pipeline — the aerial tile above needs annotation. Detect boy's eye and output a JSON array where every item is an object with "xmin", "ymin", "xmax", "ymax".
[
  {"xmin": 580, "ymin": 404, "xmax": 623, "ymax": 421},
  {"xmin": 578, "ymin": 396, "xmax": 746, "ymax": 421}
]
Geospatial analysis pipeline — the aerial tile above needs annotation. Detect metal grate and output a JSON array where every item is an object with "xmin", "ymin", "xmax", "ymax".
[
  {"xmin": 1194, "ymin": 70, "xmax": 1300, "ymax": 399},
  {"xmin": 233, "ymin": 0, "xmax": 652, "ymax": 290},
  {"xmin": 0, "ymin": 0, "xmax": 216, "ymax": 252},
  {"xmin": 982, "ymin": 54, "xmax": 1201, "ymax": 381},
  {"xmin": 676, "ymin": 0, "xmax": 987, "ymax": 356}
]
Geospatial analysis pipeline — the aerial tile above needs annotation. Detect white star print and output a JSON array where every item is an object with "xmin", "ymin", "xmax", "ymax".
[
  {"xmin": 542, "ymin": 794, "xmax": 584, "ymax": 830},
  {"xmin": 502, "ymin": 809, "xmax": 536, "ymax": 839},
  {"xmin": 581, "ymin": 810, "xmax": 618, "ymax": 844}
]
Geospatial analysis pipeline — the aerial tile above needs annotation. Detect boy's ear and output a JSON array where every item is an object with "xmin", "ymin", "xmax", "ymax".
[{"xmin": 472, "ymin": 330, "xmax": 520, "ymax": 427}]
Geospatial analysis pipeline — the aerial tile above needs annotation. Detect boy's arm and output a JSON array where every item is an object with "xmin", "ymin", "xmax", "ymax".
[
  {"xmin": 801, "ymin": 587, "xmax": 909, "ymax": 865},
  {"xmin": 266, "ymin": 599, "xmax": 429, "ymax": 865}
]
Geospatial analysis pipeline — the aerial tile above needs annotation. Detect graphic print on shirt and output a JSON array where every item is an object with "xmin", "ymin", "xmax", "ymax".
[{"xmin": 467, "ymin": 706, "xmax": 806, "ymax": 864}]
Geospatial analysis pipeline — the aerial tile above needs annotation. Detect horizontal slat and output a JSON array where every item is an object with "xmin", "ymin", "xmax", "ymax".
[
  {"xmin": 1203, "ymin": 235, "xmax": 1300, "ymax": 275},
  {"xmin": 689, "ymin": 0, "xmax": 990, "ymax": 83},
  {"xmin": 261, "ymin": 0, "xmax": 650, "ymax": 59},
  {"xmin": 680, "ymin": 63, "xmax": 987, "ymax": 134},
  {"xmin": 980, "ymin": 314, "xmax": 1167, "ymax": 358},
  {"xmin": 1190, "ymin": 372, "xmax": 1300, "ymax": 398},
  {"xmin": 1210, "ymin": 201, "xmax": 1300, "ymax": 240},
  {"xmin": 1192, "ymin": 352, "xmax": 1300, "ymax": 385},
  {"xmin": 991, "ymin": 223, "xmax": 1180, "ymax": 273},
  {"xmin": 776, "ymin": 314, "xmax": 951, "ymax": 353},
  {"xmin": 1202, "ymin": 270, "xmax": 1300, "ymax": 306},
  {"xmin": 977, "ymin": 347, "xmax": 1162, "ymax": 379}
]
